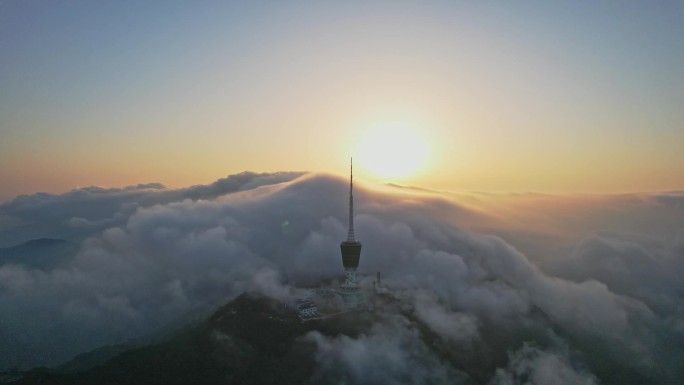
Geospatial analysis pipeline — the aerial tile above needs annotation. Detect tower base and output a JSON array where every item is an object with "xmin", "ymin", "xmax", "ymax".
[{"xmin": 338, "ymin": 285, "xmax": 366, "ymax": 307}]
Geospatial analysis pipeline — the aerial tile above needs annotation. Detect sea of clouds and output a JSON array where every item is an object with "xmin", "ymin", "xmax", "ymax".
[{"xmin": 1, "ymin": 172, "xmax": 683, "ymax": 384}]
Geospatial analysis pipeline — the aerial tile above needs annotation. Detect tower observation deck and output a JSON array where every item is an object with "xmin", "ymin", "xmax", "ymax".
[{"xmin": 339, "ymin": 158, "xmax": 365, "ymax": 306}]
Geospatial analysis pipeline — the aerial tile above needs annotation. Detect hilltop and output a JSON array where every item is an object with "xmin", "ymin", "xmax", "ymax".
[{"xmin": 8, "ymin": 293, "xmax": 395, "ymax": 385}]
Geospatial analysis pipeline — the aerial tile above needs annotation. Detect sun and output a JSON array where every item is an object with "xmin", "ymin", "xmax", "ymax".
[{"xmin": 355, "ymin": 123, "xmax": 430, "ymax": 179}]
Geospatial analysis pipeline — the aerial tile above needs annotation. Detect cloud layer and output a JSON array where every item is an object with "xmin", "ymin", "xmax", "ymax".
[
  {"xmin": 1, "ymin": 173, "xmax": 683, "ymax": 384},
  {"xmin": 0, "ymin": 171, "xmax": 305, "ymax": 247}
]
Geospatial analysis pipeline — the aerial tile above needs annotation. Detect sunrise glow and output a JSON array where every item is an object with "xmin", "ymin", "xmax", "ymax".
[{"xmin": 355, "ymin": 123, "xmax": 430, "ymax": 179}]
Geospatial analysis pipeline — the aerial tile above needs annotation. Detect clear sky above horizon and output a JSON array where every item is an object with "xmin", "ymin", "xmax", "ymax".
[{"xmin": 1, "ymin": 0, "xmax": 683, "ymax": 201}]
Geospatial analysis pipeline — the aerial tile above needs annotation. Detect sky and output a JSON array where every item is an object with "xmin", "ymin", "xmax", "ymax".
[{"xmin": 1, "ymin": 1, "xmax": 684, "ymax": 201}]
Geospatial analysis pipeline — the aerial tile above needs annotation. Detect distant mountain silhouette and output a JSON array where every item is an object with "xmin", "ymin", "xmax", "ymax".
[
  {"xmin": 0, "ymin": 238, "xmax": 76, "ymax": 270},
  {"xmin": 7, "ymin": 292, "xmax": 381, "ymax": 385}
]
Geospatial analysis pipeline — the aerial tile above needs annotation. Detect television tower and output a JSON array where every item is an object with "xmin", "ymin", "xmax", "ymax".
[{"xmin": 339, "ymin": 158, "xmax": 365, "ymax": 305}]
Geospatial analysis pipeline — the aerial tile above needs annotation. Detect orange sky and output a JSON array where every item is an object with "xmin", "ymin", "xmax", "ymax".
[{"xmin": 2, "ymin": 2, "xmax": 683, "ymax": 201}]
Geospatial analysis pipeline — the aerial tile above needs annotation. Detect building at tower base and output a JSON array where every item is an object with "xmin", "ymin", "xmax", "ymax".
[{"xmin": 338, "ymin": 285, "xmax": 366, "ymax": 306}]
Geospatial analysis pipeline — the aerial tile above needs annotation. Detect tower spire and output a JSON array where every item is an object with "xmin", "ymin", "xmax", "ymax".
[{"xmin": 347, "ymin": 157, "xmax": 355, "ymax": 242}]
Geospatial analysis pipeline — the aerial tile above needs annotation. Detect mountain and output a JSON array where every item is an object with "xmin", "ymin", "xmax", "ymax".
[
  {"xmin": 7, "ymin": 292, "xmax": 388, "ymax": 385},
  {"xmin": 0, "ymin": 238, "xmax": 76, "ymax": 270},
  {"xmin": 6, "ymin": 291, "xmax": 498, "ymax": 385}
]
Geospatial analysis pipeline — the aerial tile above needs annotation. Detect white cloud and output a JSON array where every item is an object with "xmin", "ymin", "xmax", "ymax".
[
  {"xmin": 491, "ymin": 343, "xmax": 598, "ymax": 385},
  {"xmin": 0, "ymin": 173, "xmax": 683, "ymax": 383},
  {"xmin": 307, "ymin": 315, "xmax": 469, "ymax": 385}
]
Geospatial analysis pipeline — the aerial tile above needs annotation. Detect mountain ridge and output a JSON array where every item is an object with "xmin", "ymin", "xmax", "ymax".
[{"xmin": 7, "ymin": 291, "xmax": 487, "ymax": 385}]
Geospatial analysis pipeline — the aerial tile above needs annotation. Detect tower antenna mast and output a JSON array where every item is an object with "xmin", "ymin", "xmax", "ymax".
[{"xmin": 347, "ymin": 157, "xmax": 355, "ymax": 242}]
